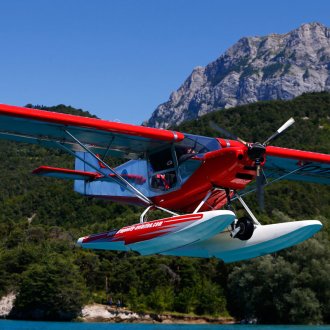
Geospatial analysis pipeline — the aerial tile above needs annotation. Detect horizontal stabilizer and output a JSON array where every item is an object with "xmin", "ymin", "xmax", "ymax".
[
  {"xmin": 33, "ymin": 166, "xmax": 147, "ymax": 184},
  {"xmin": 33, "ymin": 166, "xmax": 101, "ymax": 180}
]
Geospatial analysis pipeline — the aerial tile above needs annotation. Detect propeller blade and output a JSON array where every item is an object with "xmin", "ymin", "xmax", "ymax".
[
  {"xmin": 209, "ymin": 121, "xmax": 248, "ymax": 146},
  {"xmin": 277, "ymin": 117, "xmax": 295, "ymax": 134},
  {"xmin": 256, "ymin": 165, "xmax": 265, "ymax": 210},
  {"xmin": 263, "ymin": 117, "xmax": 295, "ymax": 145}
]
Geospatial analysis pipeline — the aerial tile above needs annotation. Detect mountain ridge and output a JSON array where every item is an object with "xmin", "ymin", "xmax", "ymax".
[{"xmin": 146, "ymin": 22, "xmax": 330, "ymax": 128}]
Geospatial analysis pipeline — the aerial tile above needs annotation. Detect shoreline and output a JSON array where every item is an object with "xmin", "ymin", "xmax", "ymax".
[
  {"xmin": 0, "ymin": 293, "xmax": 235, "ymax": 324},
  {"xmin": 0, "ymin": 293, "xmax": 15, "ymax": 319},
  {"xmin": 81, "ymin": 303, "xmax": 235, "ymax": 324}
]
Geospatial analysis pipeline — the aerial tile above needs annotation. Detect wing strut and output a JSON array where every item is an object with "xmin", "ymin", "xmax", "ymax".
[
  {"xmin": 235, "ymin": 162, "xmax": 312, "ymax": 199},
  {"xmin": 62, "ymin": 130, "xmax": 153, "ymax": 206}
]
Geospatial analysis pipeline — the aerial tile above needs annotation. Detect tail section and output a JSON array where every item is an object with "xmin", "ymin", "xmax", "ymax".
[
  {"xmin": 33, "ymin": 152, "xmax": 150, "ymax": 205},
  {"xmin": 74, "ymin": 152, "xmax": 149, "ymax": 203}
]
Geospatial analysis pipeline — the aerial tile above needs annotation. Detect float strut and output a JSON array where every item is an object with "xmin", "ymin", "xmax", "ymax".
[{"xmin": 235, "ymin": 194, "xmax": 261, "ymax": 226}]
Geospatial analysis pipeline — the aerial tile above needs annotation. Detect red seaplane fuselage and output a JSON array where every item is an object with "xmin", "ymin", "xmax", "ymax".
[{"xmin": 151, "ymin": 139, "xmax": 255, "ymax": 212}]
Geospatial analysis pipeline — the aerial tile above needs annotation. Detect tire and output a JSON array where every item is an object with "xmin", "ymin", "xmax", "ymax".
[{"xmin": 235, "ymin": 216, "xmax": 254, "ymax": 240}]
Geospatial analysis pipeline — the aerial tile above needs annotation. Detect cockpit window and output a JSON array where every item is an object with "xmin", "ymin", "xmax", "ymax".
[
  {"xmin": 147, "ymin": 134, "xmax": 219, "ymax": 191},
  {"xmin": 148, "ymin": 147, "xmax": 174, "ymax": 171},
  {"xmin": 178, "ymin": 134, "xmax": 220, "ymax": 153},
  {"xmin": 175, "ymin": 134, "xmax": 220, "ymax": 163}
]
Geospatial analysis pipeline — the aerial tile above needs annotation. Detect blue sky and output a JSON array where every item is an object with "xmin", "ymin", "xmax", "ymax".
[{"xmin": 0, "ymin": 0, "xmax": 329, "ymax": 124}]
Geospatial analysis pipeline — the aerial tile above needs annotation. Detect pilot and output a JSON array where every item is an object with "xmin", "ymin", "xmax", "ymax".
[{"xmin": 177, "ymin": 146, "xmax": 196, "ymax": 163}]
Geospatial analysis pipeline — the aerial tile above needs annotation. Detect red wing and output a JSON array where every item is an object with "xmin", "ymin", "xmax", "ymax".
[
  {"xmin": 264, "ymin": 146, "xmax": 330, "ymax": 185},
  {"xmin": 0, "ymin": 104, "xmax": 184, "ymax": 158}
]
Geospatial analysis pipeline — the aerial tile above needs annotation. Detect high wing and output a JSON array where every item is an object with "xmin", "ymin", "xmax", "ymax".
[
  {"xmin": 0, "ymin": 104, "xmax": 184, "ymax": 159},
  {"xmin": 264, "ymin": 146, "xmax": 330, "ymax": 185}
]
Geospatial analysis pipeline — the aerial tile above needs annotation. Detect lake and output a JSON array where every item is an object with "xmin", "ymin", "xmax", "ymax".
[{"xmin": 0, "ymin": 320, "xmax": 330, "ymax": 330}]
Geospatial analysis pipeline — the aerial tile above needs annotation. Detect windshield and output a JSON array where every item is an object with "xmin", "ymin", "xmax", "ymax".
[{"xmin": 175, "ymin": 134, "xmax": 220, "ymax": 155}]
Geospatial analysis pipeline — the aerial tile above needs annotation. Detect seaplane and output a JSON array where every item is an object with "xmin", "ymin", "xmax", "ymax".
[{"xmin": 0, "ymin": 104, "xmax": 329, "ymax": 263}]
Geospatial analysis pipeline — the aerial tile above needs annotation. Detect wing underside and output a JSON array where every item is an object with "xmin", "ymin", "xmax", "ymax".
[
  {"xmin": 0, "ymin": 104, "xmax": 184, "ymax": 158},
  {"xmin": 264, "ymin": 156, "xmax": 330, "ymax": 185},
  {"xmin": 264, "ymin": 146, "xmax": 330, "ymax": 185}
]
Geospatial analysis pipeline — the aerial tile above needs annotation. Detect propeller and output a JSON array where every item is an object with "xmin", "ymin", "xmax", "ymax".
[
  {"xmin": 210, "ymin": 118, "xmax": 295, "ymax": 210},
  {"xmin": 256, "ymin": 163, "xmax": 266, "ymax": 210},
  {"xmin": 209, "ymin": 121, "xmax": 248, "ymax": 146},
  {"xmin": 247, "ymin": 142, "xmax": 266, "ymax": 210},
  {"xmin": 263, "ymin": 117, "xmax": 295, "ymax": 145}
]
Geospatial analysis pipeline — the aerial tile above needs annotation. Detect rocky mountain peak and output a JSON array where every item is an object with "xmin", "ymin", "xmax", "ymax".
[{"xmin": 146, "ymin": 22, "xmax": 330, "ymax": 128}]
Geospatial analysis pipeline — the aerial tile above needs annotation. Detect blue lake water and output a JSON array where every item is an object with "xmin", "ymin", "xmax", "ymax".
[{"xmin": 0, "ymin": 320, "xmax": 330, "ymax": 330}]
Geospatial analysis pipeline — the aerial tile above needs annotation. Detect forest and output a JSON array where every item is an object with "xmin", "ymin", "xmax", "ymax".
[{"xmin": 0, "ymin": 92, "xmax": 329, "ymax": 323}]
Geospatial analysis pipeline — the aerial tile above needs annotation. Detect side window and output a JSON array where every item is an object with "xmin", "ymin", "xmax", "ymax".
[
  {"xmin": 148, "ymin": 147, "xmax": 178, "ymax": 191},
  {"xmin": 149, "ymin": 148, "xmax": 174, "ymax": 171}
]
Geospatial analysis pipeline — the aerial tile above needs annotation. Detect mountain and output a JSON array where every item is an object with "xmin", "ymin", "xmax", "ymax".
[{"xmin": 146, "ymin": 22, "xmax": 330, "ymax": 128}]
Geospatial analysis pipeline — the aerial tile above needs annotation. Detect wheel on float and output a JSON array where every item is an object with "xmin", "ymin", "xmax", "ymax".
[{"xmin": 234, "ymin": 216, "xmax": 254, "ymax": 240}]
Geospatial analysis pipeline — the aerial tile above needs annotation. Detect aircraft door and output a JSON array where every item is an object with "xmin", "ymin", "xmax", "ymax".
[{"xmin": 148, "ymin": 146, "xmax": 178, "ymax": 191}]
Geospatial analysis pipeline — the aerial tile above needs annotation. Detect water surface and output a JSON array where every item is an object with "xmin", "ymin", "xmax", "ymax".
[{"xmin": 1, "ymin": 320, "xmax": 330, "ymax": 330}]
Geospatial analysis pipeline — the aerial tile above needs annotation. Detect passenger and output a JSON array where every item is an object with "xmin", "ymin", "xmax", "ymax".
[{"xmin": 154, "ymin": 173, "xmax": 170, "ymax": 190}]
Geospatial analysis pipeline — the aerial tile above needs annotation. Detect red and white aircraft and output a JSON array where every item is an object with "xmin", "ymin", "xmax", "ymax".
[{"xmin": 0, "ymin": 104, "xmax": 329, "ymax": 262}]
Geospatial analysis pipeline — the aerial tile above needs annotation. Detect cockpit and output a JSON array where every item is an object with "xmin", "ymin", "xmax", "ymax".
[{"xmin": 148, "ymin": 134, "xmax": 220, "ymax": 191}]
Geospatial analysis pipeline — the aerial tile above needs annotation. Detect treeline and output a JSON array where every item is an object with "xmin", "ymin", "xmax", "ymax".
[{"xmin": 0, "ymin": 92, "xmax": 329, "ymax": 323}]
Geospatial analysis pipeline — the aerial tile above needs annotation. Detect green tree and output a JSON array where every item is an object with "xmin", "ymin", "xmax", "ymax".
[
  {"xmin": 194, "ymin": 279, "xmax": 227, "ymax": 316},
  {"xmin": 173, "ymin": 287, "xmax": 196, "ymax": 313},
  {"xmin": 227, "ymin": 235, "xmax": 329, "ymax": 324},
  {"xmin": 11, "ymin": 254, "xmax": 88, "ymax": 321},
  {"xmin": 283, "ymin": 288, "xmax": 321, "ymax": 324},
  {"xmin": 147, "ymin": 286, "xmax": 174, "ymax": 313}
]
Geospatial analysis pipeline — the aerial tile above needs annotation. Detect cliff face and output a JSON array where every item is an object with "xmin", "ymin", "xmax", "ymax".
[{"xmin": 146, "ymin": 22, "xmax": 330, "ymax": 128}]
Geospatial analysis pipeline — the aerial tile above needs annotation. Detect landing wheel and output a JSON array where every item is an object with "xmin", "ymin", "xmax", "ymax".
[{"xmin": 234, "ymin": 216, "xmax": 254, "ymax": 240}]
